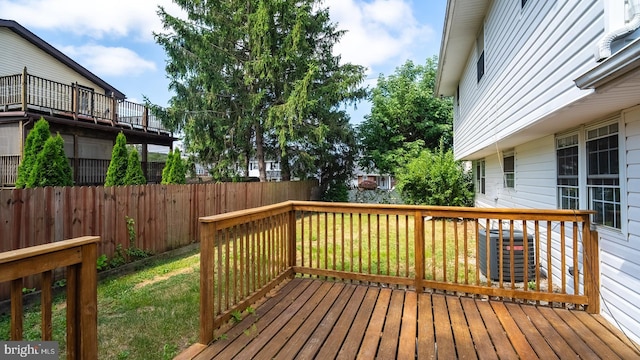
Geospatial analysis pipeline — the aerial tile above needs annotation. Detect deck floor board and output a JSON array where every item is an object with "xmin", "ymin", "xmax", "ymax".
[{"xmin": 186, "ymin": 278, "xmax": 640, "ymax": 359}]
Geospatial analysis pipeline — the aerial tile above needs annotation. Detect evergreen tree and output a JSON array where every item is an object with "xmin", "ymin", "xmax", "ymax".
[
  {"xmin": 16, "ymin": 117, "xmax": 50, "ymax": 188},
  {"xmin": 161, "ymin": 150, "xmax": 175, "ymax": 185},
  {"xmin": 124, "ymin": 147, "xmax": 147, "ymax": 185},
  {"xmin": 105, "ymin": 133, "xmax": 128, "ymax": 186},
  {"xmin": 27, "ymin": 134, "xmax": 73, "ymax": 187},
  {"xmin": 155, "ymin": 0, "xmax": 366, "ymax": 181},
  {"xmin": 168, "ymin": 149, "xmax": 186, "ymax": 184}
]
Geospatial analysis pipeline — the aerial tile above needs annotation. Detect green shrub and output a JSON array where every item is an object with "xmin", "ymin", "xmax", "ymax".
[
  {"xmin": 105, "ymin": 133, "xmax": 128, "ymax": 186},
  {"xmin": 124, "ymin": 147, "xmax": 147, "ymax": 185},
  {"xmin": 26, "ymin": 134, "xmax": 73, "ymax": 187},
  {"xmin": 16, "ymin": 118, "xmax": 50, "ymax": 188},
  {"xmin": 396, "ymin": 143, "xmax": 473, "ymax": 207},
  {"xmin": 162, "ymin": 149, "xmax": 186, "ymax": 184}
]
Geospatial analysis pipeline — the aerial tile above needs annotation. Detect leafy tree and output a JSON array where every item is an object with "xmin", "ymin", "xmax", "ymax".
[
  {"xmin": 105, "ymin": 133, "xmax": 128, "ymax": 186},
  {"xmin": 396, "ymin": 143, "xmax": 473, "ymax": 207},
  {"xmin": 154, "ymin": 0, "xmax": 366, "ymax": 182},
  {"xmin": 27, "ymin": 134, "xmax": 73, "ymax": 187},
  {"xmin": 124, "ymin": 147, "xmax": 147, "ymax": 185},
  {"xmin": 16, "ymin": 117, "xmax": 50, "ymax": 188},
  {"xmin": 358, "ymin": 57, "xmax": 453, "ymax": 175}
]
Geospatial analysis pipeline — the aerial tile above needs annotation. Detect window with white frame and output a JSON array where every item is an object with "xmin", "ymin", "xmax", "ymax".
[
  {"xmin": 476, "ymin": 27, "xmax": 485, "ymax": 82},
  {"xmin": 556, "ymin": 134, "xmax": 579, "ymax": 209},
  {"xmin": 476, "ymin": 160, "xmax": 485, "ymax": 194},
  {"xmin": 503, "ymin": 152, "xmax": 515, "ymax": 188},
  {"xmin": 587, "ymin": 123, "xmax": 620, "ymax": 229}
]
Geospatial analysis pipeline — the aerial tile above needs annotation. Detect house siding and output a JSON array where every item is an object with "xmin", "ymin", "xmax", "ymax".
[
  {"xmin": 455, "ymin": 0, "xmax": 603, "ymax": 159},
  {"xmin": 0, "ymin": 123, "xmax": 20, "ymax": 155},
  {"xmin": 0, "ymin": 27, "xmax": 104, "ymax": 94}
]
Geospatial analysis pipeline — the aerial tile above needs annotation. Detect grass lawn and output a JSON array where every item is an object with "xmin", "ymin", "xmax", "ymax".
[{"xmin": 0, "ymin": 250, "xmax": 201, "ymax": 360}]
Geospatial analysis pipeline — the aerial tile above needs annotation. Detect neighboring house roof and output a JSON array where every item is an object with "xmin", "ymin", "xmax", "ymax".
[
  {"xmin": 435, "ymin": 0, "xmax": 491, "ymax": 97},
  {"xmin": 0, "ymin": 19, "xmax": 126, "ymax": 99}
]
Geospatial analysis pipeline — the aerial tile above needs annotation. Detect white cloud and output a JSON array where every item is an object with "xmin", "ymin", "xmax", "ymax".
[
  {"xmin": 0, "ymin": 0, "xmax": 183, "ymax": 41},
  {"xmin": 324, "ymin": 0, "xmax": 434, "ymax": 72},
  {"xmin": 60, "ymin": 45, "xmax": 156, "ymax": 77}
]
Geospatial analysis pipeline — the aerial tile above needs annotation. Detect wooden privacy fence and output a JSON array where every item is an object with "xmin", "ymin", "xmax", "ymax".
[
  {"xmin": 0, "ymin": 181, "xmax": 316, "ymax": 300},
  {"xmin": 198, "ymin": 201, "xmax": 599, "ymax": 344}
]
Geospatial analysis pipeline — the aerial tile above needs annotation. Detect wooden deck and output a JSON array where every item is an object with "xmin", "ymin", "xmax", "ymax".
[{"xmin": 185, "ymin": 277, "xmax": 640, "ymax": 359}]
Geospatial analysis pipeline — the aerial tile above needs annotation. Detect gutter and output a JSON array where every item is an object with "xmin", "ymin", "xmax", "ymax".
[
  {"xmin": 595, "ymin": 0, "xmax": 640, "ymax": 61},
  {"xmin": 575, "ymin": 36, "xmax": 640, "ymax": 89}
]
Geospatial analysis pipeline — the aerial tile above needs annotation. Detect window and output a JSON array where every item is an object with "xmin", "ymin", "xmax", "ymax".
[
  {"xmin": 476, "ymin": 27, "xmax": 485, "ymax": 82},
  {"xmin": 503, "ymin": 153, "xmax": 515, "ymax": 188},
  {"xmin": 476, "ymin": 160, "xmax": 485, "ymax": 194},
  {"xmin": 556, "ymin": 134, "xmax": 579, "ymax": 209},
  {"xmin": 587, "ymin": 123, "xmax": 620, "ymax": 229}
]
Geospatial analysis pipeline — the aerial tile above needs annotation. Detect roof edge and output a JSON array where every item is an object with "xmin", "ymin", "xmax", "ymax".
[{"xmin": 0, "ymin": 19, "xmax": 126, "ymax": 99}]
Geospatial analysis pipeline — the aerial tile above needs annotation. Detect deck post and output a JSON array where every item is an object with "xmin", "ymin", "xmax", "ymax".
[
  {"xmin": 288, "ymin": 206, "xmax": 297, "ymax": 268},
  {"xmin": 72, "ymin": 82, "xmax": 79, "ymax": 120},
  {"xmin": 200, "ymin": 221, "xmax": 216, "ymax": 345},
  {"xmin": 21, "ymin": 67, "xmax": 27, "ymax": 111},
  {"xmin": 414, "ymin": 210, "xmax": 424, "ymax": 292},
  {"xmin": 79, "ymin": 242, "xmax": 98, "ymax": 359},
  {"xmin": 583, "ymin": 223, "xmax": 600, "ymax": 314}
]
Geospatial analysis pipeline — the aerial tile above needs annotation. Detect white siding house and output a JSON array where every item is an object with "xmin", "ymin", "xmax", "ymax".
[{"xmin": 437, "ymin": 0, "xmax": 640, "ymax": 344}]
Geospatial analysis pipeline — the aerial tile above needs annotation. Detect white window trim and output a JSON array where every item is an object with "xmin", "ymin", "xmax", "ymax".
[
  {"xmin": 556, "ymin": 118, "xmax": 627, "ymax": 238},
  {"xmin": 502, "ymin": 151, "xmax": 515, "ymax": 189}
]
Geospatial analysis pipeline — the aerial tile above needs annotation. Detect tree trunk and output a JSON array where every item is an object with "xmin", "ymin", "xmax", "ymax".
[
  {"xmin": 280, "ymin": 148, "xmax": 291, "ymax": 181},
  {"xmin": 255, "ymin": 121, "xmax": 267, "ymax": 182}
]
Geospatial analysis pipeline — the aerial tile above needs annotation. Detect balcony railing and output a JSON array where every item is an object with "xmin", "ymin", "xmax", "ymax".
[
  {"xmin": 0, "ymin": 156, "xmax": 165, "ymax": 187},
  {"xmin": 0, "ymin": 236, "xmax": 100, "ymax": 359},
  {"xmin": 0, "ymin": 69, "xmax": 171, "ymax": 134},
  {"xmin": 198, "ymin": 201, "xmax": 599, "ymax": 344}
]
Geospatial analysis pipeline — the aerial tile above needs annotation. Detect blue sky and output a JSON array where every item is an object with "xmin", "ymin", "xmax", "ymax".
[{"xmin": 0, "ymin": 0, "xmax": 446, "ymax": 125}]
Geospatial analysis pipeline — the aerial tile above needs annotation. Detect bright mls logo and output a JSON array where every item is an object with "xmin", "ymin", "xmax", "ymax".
[{"xmin": 1, "ymin": 341, "xmax": 58, "ymax": 359}]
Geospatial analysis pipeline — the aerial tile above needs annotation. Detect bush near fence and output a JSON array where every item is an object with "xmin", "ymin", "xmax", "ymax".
[{"xmin": 0, "ymin": 181, "xmax": 317, "ymax": 301}]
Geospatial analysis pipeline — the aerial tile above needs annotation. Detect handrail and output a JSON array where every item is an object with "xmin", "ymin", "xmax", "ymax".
[
  {"xmin": 198, "ymin": 201, "xmax": 600, "ymax": 344},
  {"xmin": 0, "ymin": 71, "xmax": 171, "ymax": 134},
  {"xmin": 0, "ymin": 236, "xmax": 100, "ymax": 360}
]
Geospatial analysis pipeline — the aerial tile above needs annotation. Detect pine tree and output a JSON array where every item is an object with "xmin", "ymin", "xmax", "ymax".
[
  {"xmin": 124, "ymin": 147, "xmax": 147, "ymax": 185},
  {"xmin": 105, "ymin": 133, "xmax": 128, "ymax": 186},
  {"xmin": 16, "ymin": 117, "xmax": 50, "ymax": 188},
  {"xmin": 27, "ymin": 134, "xmax": 73, "ymax": 187}
]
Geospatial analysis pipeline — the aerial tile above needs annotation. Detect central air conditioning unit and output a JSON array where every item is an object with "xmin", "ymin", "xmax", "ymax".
[{"xmin": 478, "ymin": 229, "xmax": 535, "ymax": 282}]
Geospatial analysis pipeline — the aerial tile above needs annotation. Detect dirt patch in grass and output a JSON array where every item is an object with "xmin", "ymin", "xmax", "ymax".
[{"xmin": 133, "ymin": 266, "xmax": 196, "ymax": 290}]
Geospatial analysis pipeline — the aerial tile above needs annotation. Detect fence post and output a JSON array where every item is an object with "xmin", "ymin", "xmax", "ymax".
[
  {"xmin": 583, "ymin": 221, "xmax": 600, "ymax": 314},
  {"xmin": 200, "ymin": 221, "xmax": 216, "ymax": 345},
  {"xmin": 414, "ymin": 210, "xmax": 424, "ymax": 292}
]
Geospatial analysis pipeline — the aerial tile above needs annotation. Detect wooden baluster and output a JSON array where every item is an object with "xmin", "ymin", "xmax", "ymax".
[
  {"xmin": 41, "ymin": 270, "xmax": 52, "ymax": 340},
  {"xmin": 10, "ymin": 278, "xmax": 23, "ymax": 340}
]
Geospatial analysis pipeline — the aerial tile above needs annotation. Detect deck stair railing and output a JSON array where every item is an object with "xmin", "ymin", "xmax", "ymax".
[
  {"xmin": 0, "ymin": 236, "xmax": 100, "ymax": 359},
  {"xmin": 198, "ymin": 201, "xmax": 599, "ymax": 344},
  {"xmin": 0, "ymin": 69, "xmax": 170, "ymax": 134}
]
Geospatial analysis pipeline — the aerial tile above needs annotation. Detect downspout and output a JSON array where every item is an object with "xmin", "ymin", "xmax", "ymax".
[{"xmin": 596, "ymin": 0, "xmax": 640, "ymax": 61}]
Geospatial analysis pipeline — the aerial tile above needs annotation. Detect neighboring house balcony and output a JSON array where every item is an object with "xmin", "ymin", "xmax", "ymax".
[
  {"xmin": 0, "ymin": 68, "xmax": 170, "ymax": 134},
  {"xmin": 0, "ymin": 68, "xmax": 174, "ymax": 187}
]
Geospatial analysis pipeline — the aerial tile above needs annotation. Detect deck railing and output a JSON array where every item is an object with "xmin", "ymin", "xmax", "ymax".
[
  {"xmin": 0, "ymin": 69, "xmax": 170, "ymax": 134},
  {"xmin": 0, "ymin": 236, "xmax": 100, "ymax": 359},
  {"xmin": 198, "ymin": 201, "xmax": 599, "ymax": 344}
]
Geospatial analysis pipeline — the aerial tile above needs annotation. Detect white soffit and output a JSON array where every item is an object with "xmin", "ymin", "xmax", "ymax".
[{"xmin": 436, "ymin": 0, "xmax": 491, "ymax": 97}]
